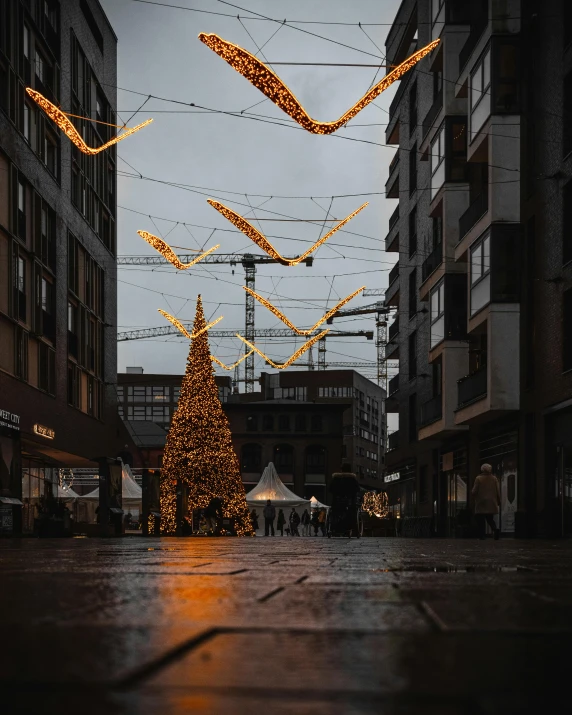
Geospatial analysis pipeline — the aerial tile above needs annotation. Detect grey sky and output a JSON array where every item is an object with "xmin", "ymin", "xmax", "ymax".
[{"xmin": 99, "ymin": 0, "xmax": 402, "ymax": 380}]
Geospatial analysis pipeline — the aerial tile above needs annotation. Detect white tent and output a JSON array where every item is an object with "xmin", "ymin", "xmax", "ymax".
[
  {"xmin": 246, "ymin": 462, "xmax": 311, "ymax": 536},
  {"xmin": 58, "ymin": 484, "xmax": 80, "ymax": 502},
  {"xmin": 78, "ymin": 464, "xmax": 142, "ymax": 523},
  {"xmin": 310, "ymin": 495, "xmax": 329, "ymax": 510}
]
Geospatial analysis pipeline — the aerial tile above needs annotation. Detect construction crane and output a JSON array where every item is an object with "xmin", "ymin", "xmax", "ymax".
[
  {"xmin": 362, "ymin": 288, "xmax": 384, "ymax": 297},
  {"xmin": 117, "ymin": 252, "xmax": 313, "ymax": 393},
  {"xmin": 117, "ymin": 327, "xmax": 373, "ymax": 342},
  {"xmin": 325, "ymin": 300, "xmax": 396, "ymax": 391}
]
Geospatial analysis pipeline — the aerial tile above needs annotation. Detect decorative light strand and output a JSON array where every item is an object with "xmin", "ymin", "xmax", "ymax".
[
  {"xmin": 362, "ymin": 491, "xmax": 389, "ymax": 519},
  {"xmin": 25, "ymin": 88, "xmax": 153, "ymax": 154},
  {"xmin": 208, "ymin": 199, "xmax": 368, "ymax": 265},
  {"xmin": 137, "ymin": 230, "xmax": 220, "ymax": 269},
  {"xmin": 211, "ymin": 350, "xmax": 255, "ymax": 370},
  {"xmin": 198, "ymin": 33, "xmax": 440, "ymax": 135},
  {"xmin": 244, "ymin": 285, "xmax": 365, "ymax": 335},
  {"xmin": 158, "ymin": 309, "xmax": 223, "ymax": 338},
  {"xmin": 236, "ymin": 329, "xmax": 329, "ymax": 369},
  {"xmin": 160, "ymin": 295, "xmax": 253, "ymax": 536}
]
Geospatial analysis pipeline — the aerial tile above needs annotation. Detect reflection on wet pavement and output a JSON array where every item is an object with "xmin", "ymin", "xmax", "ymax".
[{"xmin": 0, "ymin": 537, "xmax": 570, "ymax": 714}]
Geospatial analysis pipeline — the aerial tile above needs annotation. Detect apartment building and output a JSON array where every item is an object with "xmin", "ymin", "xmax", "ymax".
[
  {"xmin": 0, "ymin": 1, "xmax": 120, "ymax": 534},
  {"xmin": 383, "ymin": 0, "xmax": 572, "ymax": 536}
]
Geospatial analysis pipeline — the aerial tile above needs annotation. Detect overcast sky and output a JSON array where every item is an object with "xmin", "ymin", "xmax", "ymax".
[{"xmin": 100, "ymin": 0, "xmax": 402, "ymax": 382}]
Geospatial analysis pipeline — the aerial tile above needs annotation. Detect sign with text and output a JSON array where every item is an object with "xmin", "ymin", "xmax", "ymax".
[
  {"xmin": 0, "ymin": 409, "xmax": 20, "ymax": 432},
  {"xmin": 33, "ymin": 424, "xmax": 55, "ymax": 440},
  {"xmin": 384, "ymin": 471, "xmax": 400, "ymax": 483}
]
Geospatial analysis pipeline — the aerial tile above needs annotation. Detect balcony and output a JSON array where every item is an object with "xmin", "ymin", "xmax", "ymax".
[
  {"xmin": 389, "ymin": 149, "xmax": 399, "ymax": 175},
  {"xmin": 421, "ymin": 242, "xmax": 443, "ymax": 283},
  {"xmin": 388, "ymin": 262, "xmax": 399, "ymax": 288},
  {"xmin": 387, "ymin": 430, "xmax": 399, "ymax": 452},
  {"xmin": 457, "ymin": 367, "xmax": 487, "ymax": 408},
  {"xmin": 459, "ymin": 13, "xmax": 488, "ymax": 72},
  {"xmin": 388, "ymin": 317, "xmax": 400, "ymax": 342},
  {"xmin": 388, "ymin": 374, "xmax": 399, "ymax": 396},
  {"xmin": 420, "ymin": 394, "xmax": 443, "ymax": 427},
  {"xmin": 385, "ymin": 206, "xmax": 400, "ymax": 252},
  {"xmin": 422, "ymin": 90, "xmax": 443, "ymax": 140},
  {"xmin": 458, "ymin": 192, "xmax": 488, "ymax": 242},
  {"xmin": 389, "ymin": 205, "xmax": 399, "ymax": 231}
]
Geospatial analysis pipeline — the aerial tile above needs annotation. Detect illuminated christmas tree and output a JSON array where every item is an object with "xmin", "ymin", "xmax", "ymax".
[{"xmin": 160, "ymin": 295, "xmax": 253, "ymax": 536}]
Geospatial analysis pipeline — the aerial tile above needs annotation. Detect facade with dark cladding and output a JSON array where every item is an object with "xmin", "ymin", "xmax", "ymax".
[
  {"xmin": 384, "ymin": 0, "xmax": 572, "ymax": 536},
  {"xmin": 0, "ymin": 1, "xmax": 121, "ymax": 534}
]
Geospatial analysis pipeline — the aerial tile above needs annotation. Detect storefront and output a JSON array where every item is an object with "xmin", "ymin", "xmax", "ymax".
[
  {"xmin": 479, "ymin": 426, "xmax": 518, "ymax": 534},
  {"xmin": 383, "ymin": 462, "xmax": 416, "ymax": 520},
  {"xmin": 440, "ymin": 446, "xmax": 469, "ymax": 537},
  {"xmin": 0, "ymin": 408, "xmax": 23, "ymax": 535},
  {"xmin": 544, "ymin": 401, "xmax": 572, "ymax": 537}
]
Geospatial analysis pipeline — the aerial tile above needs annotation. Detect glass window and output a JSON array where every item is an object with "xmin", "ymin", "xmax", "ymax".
[
  {"xmin": 18, "ymin": 182, "xmax": 25, "ymax": 212},
  {"xmin": 23, "ymin": 103, "xmax": 30, "ymax": 141},
  {"xmin": 471, "ymin": 233, "xmax": 490, "ymax": 285},
  {"xmin": 471, "ymin": 49, "xmax": 491, "ymax": 109},
  {"xmin": 310, "ymin": 415, "xmax": 323, "ymax": 432},
  {"xmin": 246, "ymin": 415, "xmax": 258, "ymax": 432},
  {"xmin": 430, "ymin": 126, "xmax": 446, "ymax": 175},
  {"xmin": 35, "ymin": 51, "xmax": 45, "ymax": 83},
  {"xmin": 17, "ymin": 257, "xmax": 25, "ymax": 293},
  {"xmin": 173, "ymin": 387, "xmax": 181, "ymax": 402},
  {"xmin": 294, "ymin": 414, "xmax": 306, "ymax": 431},
  {"xmin": 133, "ymin": 387, "xmax": 146, "ymax": 402},
  {"xmin": 278, "ymin": 415, "xmax": 290, "ymax": 431},
  {"xmin": 23, "ymin": 25, "xmax": 29, "ymax": 59},
  {"xmin": 262, "ymin": 414, "xmax": 273, "ymax": 430}
]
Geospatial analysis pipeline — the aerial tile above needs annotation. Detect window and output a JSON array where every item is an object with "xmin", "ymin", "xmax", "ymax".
[
  {"xmin": 38, "ymin": 342, "xmax": 55, "ymax": 395},
  {"xmin": 262, "ymin": 414, "xmax": 274, "ymax": 431},
  {"xmin": 408, "ymin": 267, "xmax": 417, "ymax": 319},
  {"xmin": 241, "ymin": 443, "xmax": 262, "ymax": 472},
  {"xmin": 471, "ymin": 49, "xmax": 491, "ymax": 109},
  {"xmin": 173, "ymin": 387, "xmax": 181, "ymax": 402},
  {"xmin": 432, "ymin": 0, "xmax": 444, "ymax": 22},
  {"xmin": 408, "ymin": 393, "xmax": 417, "ymax": 442},
  {"xmin": 564, "ymin": 289, "xmax": 572, "ymax": 372},
  {"xmin": 44, "ymin": 129, "xmax": 57, "ymax": 176},
  {"xmin": 35, "ymin": 51, "xmax": 45, "ymax": 84},
  {"xmin": 419, "ymin": 465, "xmax": 429, "ymax": 503},
  {"xmin": 409, "ymin": 142, "xmax": 417, "ymax": 193},
  {"xmin": 14, "ymin": 253, "xmax": 26, "ymax": 322},
  {"xmin": 152, "ymin": 386, "xmax": 170, "ymax": 401},
  {"xmin": 23, "ymin": 25, "xmax": 29, "ymax": 59},
  {"xmin": 246, "ymin": 415, "xmax": 258, "ymax": 432},
  {"xmin": 310, "ymin": 415, "xmax": 323, "ymax": 432},
  {"xmin": 294, "ymin": 414, "xmax": 306, "ymax": 432},
  {"xmin": 430, "ymin": 126, "xmax": 446, "ymax": 175},
  {"xmin": 305, "ymin": 445, "xmax": 325, "ymax": 471},
  {"xmin": 278, "ymin": 414, "xmax": 290, "ymax": 431},
  {"xmin": 273, "ymin": 444, "xmax": 294, "ymax": 472},
  {"xmin": 470, "ymin": 232, "xmax": 491, "ymax": 315},
  {"xmin": 273, "ymin": 386, "xmax": 307, "ymax": 400},
  {"xmin": 430, "ymin": 280, "xmax": 445, "ymax": 347},
  {"xmin": 23, "ymin": 102, "xmax": 30, "ymax": 142},
  {"xmin": 15, "ymin": 327, "xmax": 29, "ymax": 380},
  {"xmin": 408, "ymin": 330, "xmax": 417, "ymax": 380},
  {"xmin": 408, "ymin": 206, "xmax": 417, "ymax": 257}
]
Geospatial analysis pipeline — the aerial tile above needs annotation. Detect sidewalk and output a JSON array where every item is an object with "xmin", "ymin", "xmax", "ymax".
[{"xmin": 1, "ymin": 537, "xmax": 570, "ymax": 714}]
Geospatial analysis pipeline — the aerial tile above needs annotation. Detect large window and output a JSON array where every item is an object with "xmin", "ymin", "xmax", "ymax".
[
  {"xmin": 241, "ymin": 443, "xmax": 262, "ymax": 472},
  {"xmin": 305, "ymin": 445, "xmax": 326, "ymax": 473},
  {"xmin": 470, "ymin": 232, "xmax": 491, "ymax": 315},
  {"xmin": 430, "ymin": 280, "xmax": 445, "ymax": 348},
  {"xmin": 273, "ymin": 386, "xmax": 307, "ymax": 400},
  {"xmin": 274, "ymin": 444, "xmax": 294, "ymax": 473},
  {"xmin": 318, "ymin": 386, "xmax": 355, "ymax": 398}
]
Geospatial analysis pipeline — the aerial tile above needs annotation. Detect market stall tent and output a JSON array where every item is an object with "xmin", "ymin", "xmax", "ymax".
[
  {"xmin": 310, "ymin": 496, "xmax": 329, "ymax": 510},
  {"xmin": 246, "ymin": 462, "xmax": 311, "ymax": 535},
  {"xmin": 78, "ymin": 464, "xmax": 142, "ymax": 523}
]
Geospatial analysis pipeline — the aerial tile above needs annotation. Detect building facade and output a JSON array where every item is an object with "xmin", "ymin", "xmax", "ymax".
[
  {"xmin": 0, "ymin": 0, "xmax": 120, "ymax": 534},
  {"xmin": 384, "ymin": 0, "xmax": 572, "ymax": 536}
]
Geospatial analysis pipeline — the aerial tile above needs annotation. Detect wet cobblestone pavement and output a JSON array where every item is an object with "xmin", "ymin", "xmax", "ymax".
[{"xmin": 1, "ymin": 537, "xmax": 570, "ymax": 714}]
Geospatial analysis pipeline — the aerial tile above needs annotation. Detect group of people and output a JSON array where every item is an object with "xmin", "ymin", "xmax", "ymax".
[{"xmin": 250, "ymin": 500, "xmax": 328, "ymax": 536}]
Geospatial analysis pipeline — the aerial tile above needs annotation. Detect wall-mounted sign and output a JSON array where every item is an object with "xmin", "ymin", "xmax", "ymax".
[
  {"xmin": 33, "ymin": 424, "xmax": 55, "ymax": 440},
  {"xmin": 384, "ymin": 471, "xmax": 400, "ymax": 483},
  {"xmin": 0, "ymin": 409, "xmax": 20, "ymax": 432}
]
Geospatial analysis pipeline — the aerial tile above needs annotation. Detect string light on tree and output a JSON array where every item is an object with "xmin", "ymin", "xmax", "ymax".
[
  {"xmin": 208, "ymin": 199, "xmax": 368, "ymax": 265},
  {"xmin": 362, "ymin": 491, "xmax": 389, "ymax": 519},
  {"xmin": 137, "ymin": 230, "xmax": 220, "ymax": 269},
  {"xmin": 198, "ymin": 33, "xmax": 440, "ymax": 134},
  {"xmin": 160, "ymin": 296, "xmax": 253, "ymax": 536},
  {"xmin": 26, "ymin": 89, "xmax": 153, "ymax": 154},
  {"xmin": 158, "ymin": 309, "xmax": 223, "ymax": 338},
  {"xmin": 236, "ymin": 329, "xmax": 329, "ymax": 369},
  {"xmin": 244, "ymin": 285, "xmax": 365, "ymax": 335}
]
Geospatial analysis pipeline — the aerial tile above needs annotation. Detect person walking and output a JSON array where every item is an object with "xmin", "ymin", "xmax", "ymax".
[
  {"xmin": 471, "ymin": 463, "xmax": 501, "ymax": 540},
  {"xmin": 318, "ymin": 507, "xmax": 327, "ymax": 536},
  {"xmin": 277, "ymin": 508, "xmax": 286, "ymax": 536},
  {"xmin": 205, "ymin": 496, "xmax": 223, "ymax": 535},
  {"xmin": 301, "ymin": 508, "xmax": 311, "ymax": 536},
  {"xmin": 289, "ymin": 507, "xmax": 301, "ymax": 536},
  {"xmin": 263, "ymin": 499, "xmax": 276, "ymax": 536},
  {"xmin": 250, "ymin": 508, "xmax": 259, "ymax": 532},
  {"xmin": 311, "ymin": 509, "xmax": 319, "ymax": 536}
]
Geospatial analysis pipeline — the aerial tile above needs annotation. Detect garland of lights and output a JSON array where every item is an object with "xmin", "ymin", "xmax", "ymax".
[
  {"xmin": 236, "ymin": 328, "xmax": 329, "ymax": 369},
  {"xmin": 208, "ymin": 199, "xmax": 368, "ymax": 265},
  {"xmin": 160, "ymin": 295, "xmax": 253, "ymax": 536},
  {"xmin": 244, "ymin": 285, "xmax": 365, "ymax": 335},
  {"xmin": 158, "ymin": 309, "xmax": 223, "ymax": 338},
  {"xmin": 198, "ymin": 33, "xmax": 440, "ymax": 135},
  {"xmin": 26, "ymin": 89, "xmax": 153, "ymax": 154},
  {"xmin": 137, "ymin": 231, "xmax": 220, "ymax": 269},
  {"xmin": 362, "ymin": 491, "xmax": 389, "ymax": 518},
  {"xmin": 211, "ymin": 350, "xmax": 255, "ymax": 370}
]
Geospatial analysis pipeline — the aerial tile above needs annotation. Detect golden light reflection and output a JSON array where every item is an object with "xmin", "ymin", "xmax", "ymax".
[
  {"xmin": 362, "ymin": 491, "xmax": 389, "ymax": 518},
  {"xmin": 26, "ymin": 88, "xmax": 153, "ymax": 154},
  {"xmin": 236, "ymin": 329, "xmax": 329, "ymax": 369},
  {"xmin": 137, "ymin": 231, "xmax": 220, "ymax": 269},
  {"xmin": 198, "ymin": 33, "xmax": 440, "ymax": 134},
  {"xmin": 244, "ymin": 285, "xmax": 365, "ymax": 335},
  {"xmin": 208, "ymin": 199, "xmax": 367, "ymax": 265},
  {"xmin": 158, "ymin": 309, "xmax": 223, "ymax": 338}
]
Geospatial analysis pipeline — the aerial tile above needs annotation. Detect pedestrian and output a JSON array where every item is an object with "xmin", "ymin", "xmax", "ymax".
[
  {"xmin": 471, "ymin": 463, "xmax": 501, "ymax": 540},
  {"xmin": 263, "ymin": 499, "xmax": 276, "ymax": 536},
  {"xmin": 318, "ymin": 507, "xmax": 327, "ymax": 536},
  {"xmin": 311, "ymin": 509, "xmax": 319, "ymax": 536},
  {"xmin": 289, "ymin": 507, "xmax": 301, "ymax": 536},
  {"xmin": 277, "ymin": 508, "xmax": 286, "ymax": 536},
  {"xmin": 250, "ymin": 508, "xmax": 259, "ymax": 531},
  {"xmin": 204, "ymin": 496, "xmax": 223, "ymax": 535},
  {"xmin": 301, "ymin": 508, "xmax": 311, "ymax": 536}
]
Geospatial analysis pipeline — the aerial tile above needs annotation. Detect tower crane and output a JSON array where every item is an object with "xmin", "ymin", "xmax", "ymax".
[{"xmin": 117, "ymin": 252, "xmax": 313, "ymax": 393}]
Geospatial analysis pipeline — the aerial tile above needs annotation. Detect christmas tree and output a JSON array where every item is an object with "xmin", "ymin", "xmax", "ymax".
[{"xmin": 160, "ymin": 295, "xmax": 253, "ymax": 536}]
